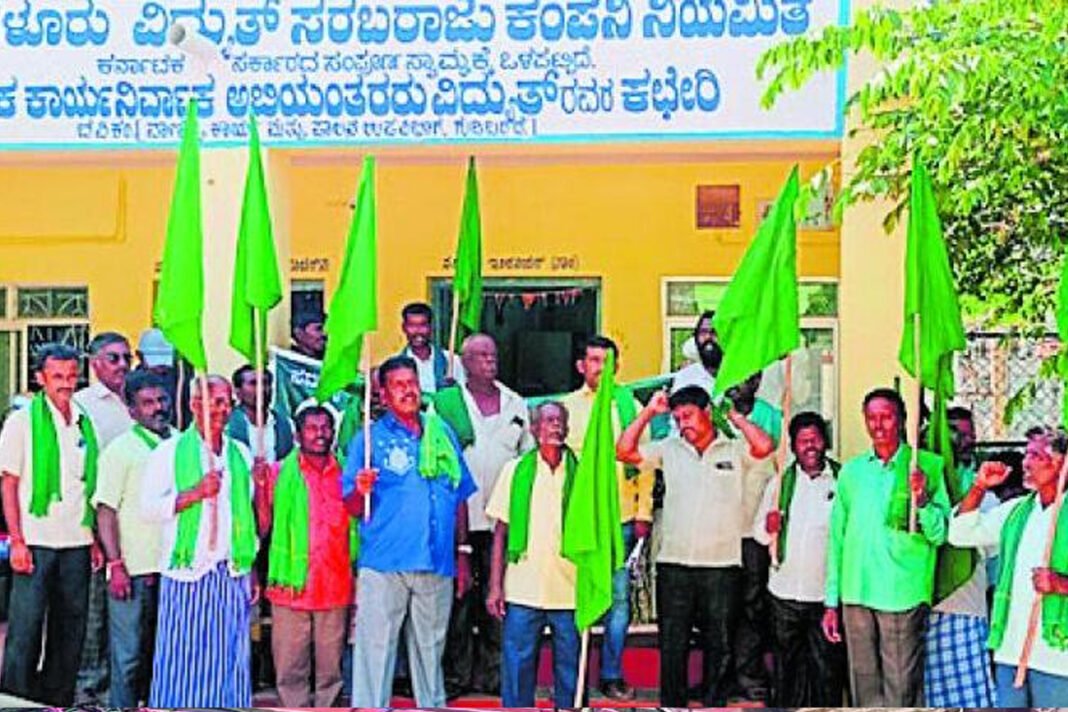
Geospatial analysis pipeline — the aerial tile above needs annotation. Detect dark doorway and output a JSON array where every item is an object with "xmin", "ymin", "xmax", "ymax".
[{"xmin": 431, "ymin": 278, "xmax": 601, "ymax": 397}]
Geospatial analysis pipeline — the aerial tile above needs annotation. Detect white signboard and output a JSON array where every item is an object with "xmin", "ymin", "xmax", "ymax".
[{"xmin": 0, "ymin": 0, "xmax": 846, "ymax": 148}]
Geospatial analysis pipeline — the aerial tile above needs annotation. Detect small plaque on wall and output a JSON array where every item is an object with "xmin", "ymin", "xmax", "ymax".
[{"xmin": 696, "ymin": 185, "xmax": 741, "ymax": 229}]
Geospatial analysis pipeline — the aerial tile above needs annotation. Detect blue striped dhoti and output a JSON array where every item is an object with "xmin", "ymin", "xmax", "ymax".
[{"xmin": 149, "ymin": 562, "xmax": 252, "ymax": 708}]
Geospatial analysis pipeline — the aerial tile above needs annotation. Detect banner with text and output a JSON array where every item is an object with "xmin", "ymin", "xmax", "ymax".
[{"xmin": 0, "ymin": 0, "xmax": 845, "ymax": 148}]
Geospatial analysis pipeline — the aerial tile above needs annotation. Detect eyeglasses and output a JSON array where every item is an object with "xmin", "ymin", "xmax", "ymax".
[{"xmin": 102, "ymin": 352, "xmax": 133, "ymax": 365}]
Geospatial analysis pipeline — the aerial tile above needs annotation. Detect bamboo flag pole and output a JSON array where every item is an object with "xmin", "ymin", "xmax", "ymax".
[
  {"xmin": 447, "ymin": 293, "xmax": 461, "ymax": 380},
  {"xmin": 362, "ymin": 333, "xmax": 373, "ymax": 521},
  {"xmin": 909, "ymin": 312, "xmax": 921, "ymax": 534},
  {"xmin": 769, "ymin": 356, "xmax": 794, "ymax": 567},
  {"xmin": 254, "ymin": 308, "xmax": 267, "ymax": 461},
  {"xmin": 176, "ymin": 359, "xmax": 185, "ymax": 430},
  {"xmin": 573, "ymin": 628, "xmax": 590, "ymax": 707},
  {"xmin": 1014, "ymin": 449, "xmax": 1068, "ymax": 687},
  {"xmin": 198, "ymin": 373, "xmax": 219, "ymax": 551}
]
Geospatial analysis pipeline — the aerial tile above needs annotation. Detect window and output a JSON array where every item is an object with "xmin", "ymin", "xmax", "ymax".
[
  {"xmin": 291, "ymin": 280, "xmax": 324, "ymax": 330},
  {"xmin": 5, "ymin": 287, "xmax": 92, "ymax": 393},
  {"xmin": 662, "ymin": 278, "xmax": 840, "ymax": 450},
  {"xmin": 17, "ymin": 287, "xmax": 89, "ymax": 319}
]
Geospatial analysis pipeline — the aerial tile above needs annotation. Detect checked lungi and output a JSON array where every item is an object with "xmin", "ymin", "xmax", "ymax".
[
  {"xmin": 924, "ymin": 611, "xmax": 995, "ymax": 707},
  {"xmin": 149, "ymin": 562, "xmax": 253, "ymax": 708}
]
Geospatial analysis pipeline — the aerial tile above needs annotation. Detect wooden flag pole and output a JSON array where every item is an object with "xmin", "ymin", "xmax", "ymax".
[
  {"xmin": 769, "ymin": 355, "xmax": 794, "ymax": 568},
  {"xmin": 909, "ymin": 312, "xmax": 921, "ymax": 534},
  {"xmin": 447, "ymin": 292, "xmax": 461, "ymax": 380},
  {"xmin": 198, "ymin": 372, "xmax": 219, "ymax": 551},
  {"xmin": 363, "ymin": 333, "xmax": 373, "ymax": 521},
  {"xmin": 253, "ymin": 308, "xmax": 267, "ymax": 462},
  {"xmin": 1014, "ymin": 449, "xmax": 1068, "ymax": 687},
  {"xmin": 573, "ymin": 628, "xmax": 590, "ymax": 707},
  {"xmin": 175, "ymin": 359, "xmax": 185, "ymax": 431}
]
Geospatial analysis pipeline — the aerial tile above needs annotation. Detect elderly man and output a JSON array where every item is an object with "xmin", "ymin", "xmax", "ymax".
[
  {"xmin": 486, "ymin": 401, "xmax": 580, "ymax": 708},
  {"xmin": 950, "ymin": 426, "xmax": 1068, "ymax": 706},
  {"xmin": 93, "ymin": 371, "xmax": 172, "ymax": 707},
  {"xmin": 140, "ymin": 375, "xmax": 270, "ymax": 708},
  {"xmin": 435, "ymin": 334, "xmax": 532, "ymax": 697},
  {"xmin": 343, "ymin": 356, "xmax": 477, "ymax": 708},
  {"xmin": 398, "ymin": 302, "xmax": 464, "ymax": 394},
  {"xmin": 618, "ymin": 385, "xmax": 775, "ymax": 707},
  {"xmin": 754, "ymin": 412, "xmax": 844, "ymax": 706},
  {"xmin": 74, "ymin": 332, "xmax": 136, "ymax": 704},
  {"xmin": 822, "ymin": 388, "xmax": 950, "ymax": 706},
  {"xmin": 560, "ymin": 335, "xmax": 652, "ymax": 701},
  {"xmin": 0, "ymin": 344, "xmax": 100, "ymax": 706}
]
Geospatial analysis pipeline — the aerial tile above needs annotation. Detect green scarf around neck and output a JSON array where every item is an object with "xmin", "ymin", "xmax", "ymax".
[
  {"xmin": 131, "ymin": 424, "xmax": 164, "ymax": 450},
  {"xmin": 885, "ymin": 444, "xmax": 941, "ymax": 531},
  {"xmin": 417, "ymin": 414, "xmax": 463, "ymax": 489},
  {"xmin": 171, "ymin": 427, "xmax": 256, "ymax": 573},
  {"xmin": 776, "ymin": 459, "xmax": 839, "ymax": 565},
  {"xmin": 268, "ymin": 452, "xmax": 312, "ymax": 591},
  {"xmin": 29, "ymin": 392, "xmax": 99, "ymax": 528},
  {"xmin": 507, "ymin": 447, "xmax": 578, "ymax": 563},
  {"xmin": 988, "ymin": 493, "xmax": 1068, "ymax": 652},
  {"xmin": 432, "ymin": 385, "xmax": 475, "ymax": 450}
]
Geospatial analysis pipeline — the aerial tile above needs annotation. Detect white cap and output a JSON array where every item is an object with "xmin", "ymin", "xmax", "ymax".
[{"xmin": 137, "ymin": 328, "xmax": 175, "ymax": 368}]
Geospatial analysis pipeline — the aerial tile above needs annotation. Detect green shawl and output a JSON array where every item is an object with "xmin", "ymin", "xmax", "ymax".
[
  {"xmin": 29, "ymin": 392, "xmax": 99, "ymax": 528},
  {"xmin": 417, "ymin": 414, "xmax": 463, "ymax": 489},
  {"xmin": 507, "ymin": 447, "xmax": 578, "ymax": 563},
  {"xmin": 267, "ymin": 452, "xmax": 311, "ymax": 591},
  {"xmin": 776, "ymin": 459, "xmax": 839, "ymax": 564},
  {"xmin": 988, "ymin": 492, "xmax": 1068, "ymax": 652},
  {"xmin": 432, "ymin": 385, "xmax": 475, "ymax": 449},
  {"xmin": 171, "ymin": 427, "xmax": 256, "ymax": 573}
]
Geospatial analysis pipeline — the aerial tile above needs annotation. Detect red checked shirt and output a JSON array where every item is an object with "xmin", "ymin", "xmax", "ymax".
[{"xmin": 266, "ymin": 454, "xmax": 353, "ymax": 611}]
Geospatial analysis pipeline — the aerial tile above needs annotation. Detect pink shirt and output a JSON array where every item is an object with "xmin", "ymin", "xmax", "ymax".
[{"xmin": 266, "ymin": 455, "xmax": 353, "ymax": 611}]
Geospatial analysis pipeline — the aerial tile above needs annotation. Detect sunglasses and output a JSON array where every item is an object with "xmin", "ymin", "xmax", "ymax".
[{"xmin": 102, "ymin": 352, "xmax": 133, "ymax": 365}]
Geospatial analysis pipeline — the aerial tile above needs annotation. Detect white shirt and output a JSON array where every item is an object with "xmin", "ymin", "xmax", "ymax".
[
  {"xmin": 455, "ymin": 382, "xmax": 532, "ymax": 532},
  {"xmin": 753, "ymin": 463, "xmax": 836, "ymax": 603},
  {"xmin": 950, "ymin": 498, "xmax": 1068, "ymax": 676},
  {"xmin": 639, "ymin": 435, "xmax": 770, "ymax": 567},
  {"xmin": 75, "ymin": 381, "xmax": 133, "ymax": 449},
  {"xmin": 141, "ymin": 434, "xmax": 256, "ymax": 582},
  {"xmin": 935, "ymin": 491, "xmax": 1000, "ymax": 618},
  {"xmin": 671, "ymin": 362, "xmax": 717, "ymax": 397},
  {"xmin": 404, "ymin": 346, "xmax": 465, "ymax": 394},
  {"xmin": 0, "ymin": 397, "xmax": 94, "ymax": 548}
]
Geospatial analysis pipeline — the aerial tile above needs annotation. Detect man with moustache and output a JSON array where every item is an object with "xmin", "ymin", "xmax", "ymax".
[
  {"xmin": 822, "ymin": 388, "xmax": 950, "ymax": 706},
  {"xmin": 0, "ymin": 344, "xmax": 100, "ymax": 706},
  {"xmin": 75, "ymin": 332, "xmax": 136, "ymax": 704},
  {"xmin": 754, "ymin": 412, "xmax": 845, "ymax": 706},
  {"xmin": 292, "ymin": 311, "xmax": 327, "ymax": 361},
  {"xmin": 140, "ymin": 375, "xmax": 271, "ymax": 708},
  {"xmin": 617, "ymin": 385, "xmax": 775, "ymax": 707},
  {"xmin": 343, "ymin": 356, "xmax": 476, "ymax": 708},
  {"xmin": 398, "ymin": 302, "xmax": 464, "ymax": 394},
  {"xmin": 435, "ymin": 334, "xmax": 531, "ymax": 697},
  {"xmin": 672, "ymin": 311, "xmax": 722, "ymax": 396},
  {"xmin": 92, "ymin": 371, "xmax": 173, "ymax": 707}
]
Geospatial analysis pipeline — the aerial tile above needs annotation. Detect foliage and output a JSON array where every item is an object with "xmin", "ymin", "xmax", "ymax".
[{"xmin": 758, "ymin": 0, "xmax": 1068, "ymax": 332}]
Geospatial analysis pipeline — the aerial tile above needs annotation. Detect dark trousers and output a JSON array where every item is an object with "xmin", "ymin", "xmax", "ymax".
[
  {"xmin": 76, "ymin": 568, "xmax": 109, "ymax": 703},
  {"xmin": 770, "ymin": 596, "xmax": 846, "ymax": 706},
  {"xmin": 0, "ymin": 546, "xmax": 91, "ymax": 706},
  {"xmin": 733, "ymin": 538, "xmax": 771, "ymax": 697},
  {"xmin": 108, "ymin": 574, "xmax": 159, "ymax": 707},
  {"xmin": 656, "ymin": 563, "xmax": 741, "ymax": 707},
  {"xmin": 842, "ymin": 603, "xmax": 928, "ymax": 706},
  {"xmin": 443, "ymin": 531, "xmax": 500, "ymax": 693}
]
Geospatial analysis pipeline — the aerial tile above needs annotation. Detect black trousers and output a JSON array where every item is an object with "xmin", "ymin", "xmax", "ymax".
[
  {"xmin": 732, "ymin": 538, "xmax": 771, "ymax": 696},
  {"xmin": 0, "ymin": 546, "xmax": 90, "ymax": 706},
  {"xmin": 656, "ymin": 563, "xmax": 741, "ymax": 707},
  {"xmin": 443, "ymin": 531, "xmax": 501, "ymax": 693},
  {"xmin": 770, "ymin": 595, "xmax": 846, "ymax": 706}
]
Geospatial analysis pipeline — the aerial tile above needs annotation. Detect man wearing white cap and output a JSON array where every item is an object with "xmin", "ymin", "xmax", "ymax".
[{"xmin": 135, "ymin": 330, "xmax": 188, "ymax": 428}]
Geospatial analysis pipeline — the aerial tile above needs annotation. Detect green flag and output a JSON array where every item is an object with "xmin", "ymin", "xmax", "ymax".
[
  {"xmin": 316, "ymin": 156, "xmax": 377, "ymax": 402},
  {"xmin": 900, "ymin": 159, "xmax": 972, "ymax": 602},
  {"xmin": 453, "ymin": 156, "xmax": 483, "ymax": 332},
  {"xmin": 712, "ymin": 166, "xmax": 801, "ymax": 396},
  {"xmin": 154, "ymin": 100, "xmax": 207, "ymax": 371},
  {"xmin": 562, "ymin": 350, "xmax": 624, "ymax": 631},
  {"xmin": 229, "ymin": 115, "xmax": 282, "ymax": 363}
]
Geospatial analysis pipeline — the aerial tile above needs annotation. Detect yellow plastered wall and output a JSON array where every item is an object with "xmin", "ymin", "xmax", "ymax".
[{"xmin": 286, "ymin": 144, "xmax": 841, "ymax": 383}]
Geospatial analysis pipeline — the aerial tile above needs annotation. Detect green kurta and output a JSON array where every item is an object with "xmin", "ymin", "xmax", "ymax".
[{"xmin": 825, "ymin": 444, "xmax": 950, "ymax": 611}]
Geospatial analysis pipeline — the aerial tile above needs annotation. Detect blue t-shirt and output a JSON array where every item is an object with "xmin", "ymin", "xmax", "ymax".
[{"xmin": 342, "ymin": 412, "xmax": 476, "ymax": 577}]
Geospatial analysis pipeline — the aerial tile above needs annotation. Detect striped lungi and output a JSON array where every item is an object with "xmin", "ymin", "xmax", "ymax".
[
  {"xmin": 149, "ymin": 562, "xmax": 253, "ymax": 708},
  {"xmin": 924, "ymin": 611, "xmax": 995, "ymax": 707}
]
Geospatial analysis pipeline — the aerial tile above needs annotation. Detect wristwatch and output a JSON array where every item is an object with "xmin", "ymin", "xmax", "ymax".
[
  {"xmin": 105, "ymin": 559, "xmax": 125, "ymax": 582},
  {"xmin": 457, "ymin": 544, "xmax": 473, "ymax": 555}
]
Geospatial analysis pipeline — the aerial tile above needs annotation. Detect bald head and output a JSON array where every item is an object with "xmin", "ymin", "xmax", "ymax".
[{"xmin": 461, "ymin": 333, "xmax": 498, "ymax": 386}]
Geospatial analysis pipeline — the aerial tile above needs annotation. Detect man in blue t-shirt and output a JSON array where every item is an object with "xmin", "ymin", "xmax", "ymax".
[{"xmin": 343, "ymin": 356, "xmax": 476, "ymax": 708}]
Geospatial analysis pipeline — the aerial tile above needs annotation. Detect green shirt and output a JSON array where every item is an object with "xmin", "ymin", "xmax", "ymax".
[{"xmin": 825, "ymin": 445, "xmax": 950, "ymax": 611}]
